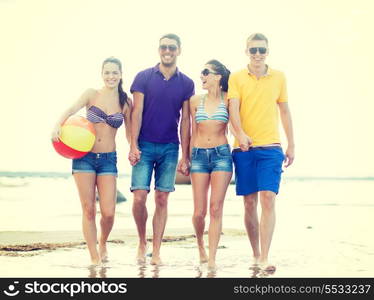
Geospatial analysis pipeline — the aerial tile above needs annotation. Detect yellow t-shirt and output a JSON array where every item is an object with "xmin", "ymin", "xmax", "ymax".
[{"xmin": 227, "ymin": 67, "xmax": 288, "ymax": 147}]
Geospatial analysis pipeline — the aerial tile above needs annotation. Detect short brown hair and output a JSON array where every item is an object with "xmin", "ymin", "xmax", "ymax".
[
  {"xmin": 247, "ymin": 33, "xmax": 268, "ymax": 46},
  {"xmin": 159, "ymin": 33, "xmax": 181, "ymax": 48}
]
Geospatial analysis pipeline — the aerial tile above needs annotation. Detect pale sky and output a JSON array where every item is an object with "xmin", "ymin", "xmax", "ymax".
[{"xmin": 1, "ymin": 0, "xmax": 373, "ymax": 177}]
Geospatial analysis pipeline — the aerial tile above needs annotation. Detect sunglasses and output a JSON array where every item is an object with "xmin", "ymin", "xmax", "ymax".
[
  {"xmin": 201, "ymin": 68, "xmax": 218, "ymax": 76},
  {"xmin": 159, "ymin": 44, "xmax": 178, "ymax": 52},
  {"xmin": 249, "ymin": 47, "xmax": 267, "ymax": 54}
]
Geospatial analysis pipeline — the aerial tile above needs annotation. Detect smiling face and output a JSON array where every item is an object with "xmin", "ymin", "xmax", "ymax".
[
  {"xmin": 246, "ymin": 39, "xmax": 269, "ymax": 67},
  {"xmin": 102, "ymin": 62, "xmax": 122, "ymax": 89},
  {"xmin": 159, "ymin": 38, "xmax": 180, "ymax": 67},
  {"xmin": 200, "ymin": 64, "xmax": 221, "ymax": 90}
]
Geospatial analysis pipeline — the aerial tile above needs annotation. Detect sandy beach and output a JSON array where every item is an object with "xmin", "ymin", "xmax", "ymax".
[{"xmin": 1, "ymin": 176, "xmax": 373, "ymax": 278}]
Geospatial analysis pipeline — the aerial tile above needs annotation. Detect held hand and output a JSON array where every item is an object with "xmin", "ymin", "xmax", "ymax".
[
  {"xmin": 129, "ymin": 146, "xmax": 142, "ymax": 166},
  {"xmin": 177, "ymin": 158, "xmax": 190, "ymax": 176},
  {"xmin": 284, "ymin": 146, "xmax": 295, "ymax": 168},
  {"xmin": 238, "ymin": 133, "xmax": 252, "ymax": 151}
]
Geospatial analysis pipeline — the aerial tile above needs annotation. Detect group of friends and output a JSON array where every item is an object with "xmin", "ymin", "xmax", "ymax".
[{"xmin": 51, "ymin": 32, "xmax": 295, "ymax": 272}]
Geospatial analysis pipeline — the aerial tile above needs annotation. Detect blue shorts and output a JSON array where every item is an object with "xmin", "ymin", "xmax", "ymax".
[
  {"xmin": 72, "ymin": 152, "xmax": 118, "ymax": 176},
  {"xmin": 131, "ymin": 140, "xmax": 179, "ymax": 193},
  {"xmin": 190, "ymin": 144, "xmax": 233, "ymax": 174},
  {"xmin": 232, "ymin": 146, "xmax": 285, "ymax": 195}
]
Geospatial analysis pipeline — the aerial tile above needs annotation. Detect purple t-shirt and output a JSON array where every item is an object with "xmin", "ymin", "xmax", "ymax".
[{"xmin": 130, "ymin": 64, "xmax": 195, "ymax": 144}]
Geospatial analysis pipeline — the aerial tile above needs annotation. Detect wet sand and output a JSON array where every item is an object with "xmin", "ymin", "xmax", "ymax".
[{"xmin": 1, "ymin": 215, "xmax": 373, "ymax": 278}]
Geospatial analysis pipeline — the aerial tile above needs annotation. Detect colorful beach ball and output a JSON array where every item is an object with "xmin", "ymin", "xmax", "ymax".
[{"xmin": 52, "ymin": 116, "xmax": 96, "ymax": 159}]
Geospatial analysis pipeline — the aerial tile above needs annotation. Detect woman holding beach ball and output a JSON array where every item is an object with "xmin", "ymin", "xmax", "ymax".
[
  {"xmin": 51, "ymin": 57, "xmax": 132, "ymax": 265},
  {"xmin": 189, "ymin": 60, "xmax": 232, "ymax": 270}
]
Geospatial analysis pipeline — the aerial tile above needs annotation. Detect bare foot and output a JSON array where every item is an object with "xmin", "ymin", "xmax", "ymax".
[
  {"xmin": 249, "ymin": 264, "xmax": 261, "ymax": 271},
  {"xmin": 136, "ymin": 243, "xmax": 147, "ymax": 263},
  {"xmin": 198, "ymin": 246, "xmax": 208, "ymax": 263},
  {"xmin": 207, "ymin": 260, "xmax": 216, "ymax": 271},
  {"xmin": 90, "ymin": 257, "xmax": 102, "ymax": 266},
  {"xmin": 259, "ymin": 260, "xmax": 276, "ymax": 274},
  {"xmin": 99, "ymin": 242, "xmax": 108, "ymax": 262},
  {"xmin": 207, "ymin": 268, "xmax": 217, "ymax": 278},
  {"xmin": 150, "ymin": 255, "xmax": 163, "ymax": 265},
  {"xmin": 248, "ymin": 256, "xmax": 261, "ymax": 271},
  {"xmin": 264, "ymin": 264, "xmax": 276, "ymax": 273}
]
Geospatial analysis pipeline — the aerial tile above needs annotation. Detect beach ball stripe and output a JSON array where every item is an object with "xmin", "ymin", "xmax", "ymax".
[
  {"xmin": 60, "ymin": 125, "xmax": 95, "ymax": 152},
  {"xmin": 52, "ymin": 139, "xmax": 87, "ymax": 159}
]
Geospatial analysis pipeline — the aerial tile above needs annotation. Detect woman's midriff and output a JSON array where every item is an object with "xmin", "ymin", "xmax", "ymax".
[
  {"xmin": 90, "ymin": 123, "xmax": 118, "ymax": 153},
  {"xmin": 193, "ymin": 121, "xmax": 228, "ymax": 148}
]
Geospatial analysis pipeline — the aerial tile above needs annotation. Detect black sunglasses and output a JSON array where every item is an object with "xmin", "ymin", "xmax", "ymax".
[
  {"xmin": 159, "ymin": 44, "xmax": 178, "ymax": 52},
  {"xmin": 249, "ymin": 47, "xmax": 267, "ymax": 54},
  {"xmin": 201, "ymin": 68, "xmax": 218, "ymax": 76}
]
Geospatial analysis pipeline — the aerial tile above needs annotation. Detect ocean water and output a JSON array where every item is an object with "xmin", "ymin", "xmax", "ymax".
[
  {"xmin": 0, "ymin": 174, "xmax": 373, "ymax": 277},
  {"xmin": 0, "ymin": 173, "xmax": 242, "ymax": 233},
  {"xmin": 0, "ymin": 173, "xmax": 373, "ymax": 232}
]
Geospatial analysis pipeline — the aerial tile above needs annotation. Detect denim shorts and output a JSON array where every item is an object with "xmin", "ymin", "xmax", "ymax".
[
  {"xmin": 232, "ymin": 146, "xmax": 285, "ymax": 195},
  {"xmin": 131, "ymin": 140, "xmax": 179, "ymax": 193},
  {"xmin": 190, "ymin": 144, "xmax": 233, "ymax": 174},
  {"xmin": 72, "ymin": 152, "xmax": 118, "ymax": 176}
]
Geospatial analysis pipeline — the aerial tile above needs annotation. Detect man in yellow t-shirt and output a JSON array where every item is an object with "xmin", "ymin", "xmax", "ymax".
[{"xmin": 228, "ymin": 33, "xmax": 295, "ymax": 272}]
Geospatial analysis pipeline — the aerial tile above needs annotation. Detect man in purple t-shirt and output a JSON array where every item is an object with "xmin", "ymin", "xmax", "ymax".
[{"xmin": 129, "ymin": 33, "xmax": 194, "ymax": 265}]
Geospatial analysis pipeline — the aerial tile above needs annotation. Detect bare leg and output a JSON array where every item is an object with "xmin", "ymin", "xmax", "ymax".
[
  {"xmin": 243, "ymin": 193, "xmax": 260, "ymax": 261},
  {"xmin": 73, "ymin": 173, "xmax": 100, "ymax": 265},
  {"xmin": 151, "ymin": 190, "xmax": 169, "ymax": 265},
  {"xmin": 191, "ymin": 172, "xmax": 210, "ymax": 263},
  {"xmin": 132, "ymin": 190, "xmax": 148, "ymax": 263},
  {"xmin": 259, "ymin": 190, "xmax": 276, "ymax": 271},
  {"xmin": 208, "ymin": 171, "xmax": 232, "ymax": 269},
  {"xmin": 96, "ymin": 175, "xmax": 117, "ymax": 262}
]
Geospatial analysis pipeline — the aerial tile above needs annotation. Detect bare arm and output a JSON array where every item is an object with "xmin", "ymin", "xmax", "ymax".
[
  {"xmin": 51, "ymin": 88, "xmax": 94, "ymax": 141},
  {"xmin": 278, "ymin": 102, "xmax": 295, "ymax": 167},
  {"xmin": 189, "ymin": 96, "xmax": 198, "ymax": 155},
  {"xmin": 129, "ymin": 91, "xmax": 144, "ymax": 165},
  {"xmin": 228, "ymin": 98, "xmax": 252, "ymax": 150},
  {"xmin": 177, "ymin": 99, "xmax": 191, "ymax": 176},
  {"xmin": 123, "ymin": 97, "xmax": 133, "ymax": 145}
]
